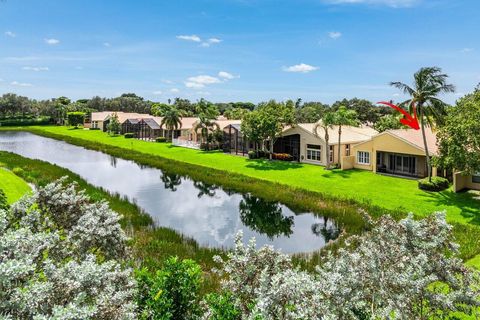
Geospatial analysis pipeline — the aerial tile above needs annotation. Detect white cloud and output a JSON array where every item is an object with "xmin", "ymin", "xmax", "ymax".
[
  {"xmin": 322, "ymin": 0, "xmax": 418, "ymax": 7},
  {"xmin": 152, "ymin": 90, "xmax": 163, "ymax": 95},
  {"xmin": 176, "ymin": 35, "xmax": 201, "ymax": 42},
  {"xmin": 200, "ymin": 42, "xmax": 211, "ymax": 47},
  {"xmin": 103, "ymin": 42, "xmax": 111, "ymax": 47},
  {"xmin": 4, "ymin": 31, "xmax": 16, "ymax": 38},
  {"xmin": 184, "ymin": 75, "xmax": 221, "ymax": 88},
  {"xmin": 22, "ymin": 66, "xmax": 49, "ymax": 72},
  {"xmin": 328, "ymin": 31, "xmax": 342, "ymax": 39},
  {"xmin": 10, "ymin": 81, "xmax": 32, "ymax": 87},
  {"xmin": 200, "ymin": 37, "xmax": 222, "ymax": 47},
  {"xmin": 44, "ymin": 38, "xmax": 60, "ymax": 45},
  {"xmin": 461, "ymin": 48, "xmax": 474, "ymax": 53},
  {"xmin": 162, "ymin": 79, "xmax": 174, "ymax": 84},
  {"xmin": 218, "ymin": 71, "xmax": 239, "ymax": 80},
  {"xmin": 283, "ymin": 63, "xmax": 318, "ymax": 73},
  {"xmin": 208, "ymin": 38, "xmax": 222, "ymax": 44},
  {"xmin": 170, "ymin": 88, "xmax": 180, "ymax": 93}
]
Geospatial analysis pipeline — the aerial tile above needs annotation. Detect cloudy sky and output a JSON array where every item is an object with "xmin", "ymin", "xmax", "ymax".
[{"xmin": 0, "ymin": 0, "xmax": 479, "ymax": 103}]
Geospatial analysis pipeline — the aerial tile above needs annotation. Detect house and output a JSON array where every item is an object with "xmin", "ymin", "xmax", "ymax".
[
  {"xmin": 137, "ymin": 118, "xmax": 162, "ymax": 140},
  {"xmin": 275, "ymin": 123, "xmax": 378, "ymax": 164},
  {"xmin": 453, "ymin": 172, "xmax": 480, "ymax": 192},
  {"xmin": 223, "ymin": 123, "xmax": 251, "ymax": 155},
  {"xmin": 347, "ymin": 128, "xmax": 438, "ymax": 178},
  {"xmin": 88, "ymin": 112, "xmax": 153, "ymax": 131}
]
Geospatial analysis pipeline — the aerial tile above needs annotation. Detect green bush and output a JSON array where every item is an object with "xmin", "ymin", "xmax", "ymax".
[
  {"xmin": 124, "ymin": 133, "xmax": 134, "ymax": 139},
  {"xmin": 418, "ymin": 177, "xmax": 450, "ymax": 192},
  {"xmin": 66, "ymin": 112, "xmax": 85, "ymax": 128},
  {"xmin": 0, "ymin": 116, "xmax": 51, "ymax": 127},
  {"xmin": 135, "ymin": 257, "xmax": 202, "ymax": 320},
  {"xmin": 0, "ymin": 189, "xmax": 8, "ymax": 211},
  {"xmin": 248, "ymin": 151, "xmax": 257, "ymax": 159},
  {"xmin": 12, "ymin": 167, "xmax": 24, "ymax": 176},
  {"xmin": 203, "ymin": 291, "xmax": 241, "ymax": 320},
  {"xmin": 156, "ymin": 137, "xmax": 167, "ymax": 143},
  {"xmin": 89, "ymin": 127, "xmax": 100, "ymax": 130}
]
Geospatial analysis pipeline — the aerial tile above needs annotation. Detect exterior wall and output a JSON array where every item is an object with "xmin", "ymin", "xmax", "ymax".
[
  {"xmin": 454, "ymin": 172, "xmax": 480, "ymax": 192},
  {"xmin": 281, "ymin": 127, "xmax": 327, "ymax": 166},
  {"xmin": 351, "ymin": 133, "xmax": 429, "ymax": 177},
  {"xmin": 341, "ymin": 155, "xmax": 355, "ymax": 170}
]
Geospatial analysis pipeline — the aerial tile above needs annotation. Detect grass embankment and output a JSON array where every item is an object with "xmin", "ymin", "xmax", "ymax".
[
  {"xmin": 0, "ymin": 167, "xmax": 31, "ymax": 203},
  {"xmin": 2, "ymin": 126, "xmax": 480, "ymax": 264}
]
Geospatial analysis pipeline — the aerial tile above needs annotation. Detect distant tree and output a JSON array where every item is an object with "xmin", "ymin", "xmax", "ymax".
[
  {"xmin": 173, "ymin": 98, "xmax": 196, "ymax": 116},
  {"xmin": 391, "ymin": 67, "xmax": 455, "ymax": 181},
  {"xmin": 151, "ymin": 103, "xmax": 172, "ymax": 117},
  {"xmin": 332, "ymin": 98, "xmax": 382, "ymax": 124},
  {"xmin": 295, "ymin": 102, "xmax": 329, "ymax": 123},
  {"xmin": 333, "ymin": 106, "xmax": 359, "ymax": 166},
  {"xmin": 437, "ymin": 88, "xmax": 480, "ymax": 174},
  {"xmin": 66, "ymin": 111, "xmax": 85, "ymax": 128},
  {"xmin": 194, "ymin": 99, "xmax": 220, "ymax": 146},
  {"xmin": 223, "ymin": 107, "xmax": 250, "ymax": 120},
  {"xmin": 373, "ymin": 114, "xmax": 406, "ymax": 132},
  {"xmin": 241, "ymin": 110, "xmax": 263, "ymax": 152},
  {"xmin": 160, "ymin": 106, "xmax": 184, "ymax": 142},
  {"xmin": 314, "ymin": 111, "xmax": 336, "ymax": 169},
  {"xmin": 0, "ymin": 93, "xmax": 33, "ymax": 117},
  {"xmin": 107, "ymin": 112, "xmax": 121, "ymax": 135},
  {"xmin": 257, "ymin": 100, "xmax": 296, "ymax": 160}
]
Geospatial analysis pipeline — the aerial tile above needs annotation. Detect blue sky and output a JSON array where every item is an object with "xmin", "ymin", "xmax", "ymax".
[{"xmin": 0, "ymin": 0, "xmax": 479, "ymax": 104}]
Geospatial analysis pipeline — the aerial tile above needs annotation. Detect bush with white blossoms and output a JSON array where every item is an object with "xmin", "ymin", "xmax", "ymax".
[
  {"xmin": 206, "ymin": 212, "xmax": 480, "ymax": 320},
  {"xmin": 0, "ymin": 178, "xmax": 136, "ymax": 319}
]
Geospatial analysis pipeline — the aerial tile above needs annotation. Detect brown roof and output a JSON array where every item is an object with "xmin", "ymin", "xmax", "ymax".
[{"xmin": 385, "ymin": 127, "xmax": 438, "ymax": 155}]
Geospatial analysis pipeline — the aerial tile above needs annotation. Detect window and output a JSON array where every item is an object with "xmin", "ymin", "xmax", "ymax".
[
  {"xmin": 306, "ymin": 144, "xmax": 321, "ymax": 162},
  {"xmin": 473, "ymin": 173, "xmax": 480, "ymax": 184},
  {"xmin": 329, "ymin": 145, "xmax": 334, "ymax": 162},
  {"xmin": 345, "ymin": 144, "xmax": 350, "ymax": 156},
  {"xmin": 357, "ymin": 151, "xmax": 370, "ymax": 165}
]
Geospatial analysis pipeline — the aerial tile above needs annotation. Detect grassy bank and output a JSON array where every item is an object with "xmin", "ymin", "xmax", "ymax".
[{"xmin": 0, "ymin": 168, "xmax": 31, "ymax": 203}]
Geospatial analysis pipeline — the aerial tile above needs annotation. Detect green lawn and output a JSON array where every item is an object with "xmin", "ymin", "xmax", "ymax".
[
  {"xmin": 0, "ymin": 167, "xmax": 31, "ymax": 203},
  {"xmin": 12, "ymin": 126, "xmax": 479, "ymax": 226}
]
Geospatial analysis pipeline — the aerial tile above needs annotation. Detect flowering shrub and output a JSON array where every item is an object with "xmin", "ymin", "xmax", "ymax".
[
  {"xmin": 272, "ymin": 153, "xmax": 294, "ymax": 161},
  {"xmin": 205, "ymin": 213, "xmax": 480, "ymax": 319},
  {"xmin": 0, "ymin": 178, "xmax": 137, "ymax": 319}
]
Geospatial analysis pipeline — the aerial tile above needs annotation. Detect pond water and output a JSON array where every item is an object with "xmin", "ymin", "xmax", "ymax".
[{"xmin": 0, "ymin": 131, "xmax": 339, "ymax": 253}]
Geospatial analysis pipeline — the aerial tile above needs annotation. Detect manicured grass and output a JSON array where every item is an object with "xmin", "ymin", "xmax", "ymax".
[
  {"xmin": 13, "ymin": 126, "xmax": 479, "ymax": 226},
  {"xmin": 0, "ymin": 167, "xmax": 31, "ymax": 203}
]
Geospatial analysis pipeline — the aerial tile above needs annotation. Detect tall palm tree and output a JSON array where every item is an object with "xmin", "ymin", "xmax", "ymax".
[
  {"xmin": 194, "ymin": 114, "xmax": 220, "ymax": 145},
  {"xmin": 390, "ymin": 67, "xmax": 455, "ymax": 181},
  {"xmin": 160, "ymin": 106, "xmax": 184, "ymax": 142},
  {"xmin": 314, "ymin": 111, "xmax": 336, "ymax": 169},
  {"xmin": 333, "ymin": 106, "xmax": 359, "ymax": 167}
]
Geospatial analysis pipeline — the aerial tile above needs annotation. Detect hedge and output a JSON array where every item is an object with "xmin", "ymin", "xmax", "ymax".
[{"xmin": 418, "ymin": 177, "xmax": 450, "ymax": 192}]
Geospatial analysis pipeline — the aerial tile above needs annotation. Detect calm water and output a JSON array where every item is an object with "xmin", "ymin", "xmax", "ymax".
[{"xmin": 0, "ymin": 131, "xmax": 339, "ymax": 253}]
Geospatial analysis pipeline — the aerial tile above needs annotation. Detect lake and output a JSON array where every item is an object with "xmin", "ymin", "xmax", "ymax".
[{"xmin": 0, "ymin": 131, "xmax": 339, "ymax": 253}]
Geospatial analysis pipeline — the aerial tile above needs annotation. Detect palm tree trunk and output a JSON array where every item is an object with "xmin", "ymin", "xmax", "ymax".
[
  {"xmin": 337, "ymin": 125, "xmax": 342, "ymax": 168},
  {"xmin": 171, "ymin": 128, "xmax": 175, "ymax": 143},
  {"xmin": 325, "ymin": 128, "xmax": 330, "ymax": 169},
  {"xmin": 419, "ymin": 106, "xmax": 432, "ymax": 181}
]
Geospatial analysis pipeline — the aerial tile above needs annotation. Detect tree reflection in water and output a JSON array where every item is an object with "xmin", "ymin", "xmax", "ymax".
[
  {"xmin": 193, "ymin": 181, "xmax": 217, "ymax": 198},
  {"xmin": 311, "ymin": 217, "xmax": 340, "ymax": 243},
  {"xmin": 239, "ymin": 194, "xmax": 294, "ymax": 239},
  {"xmin": 160, "ymin": 172, "xmax": 182, "ymax": 192}
]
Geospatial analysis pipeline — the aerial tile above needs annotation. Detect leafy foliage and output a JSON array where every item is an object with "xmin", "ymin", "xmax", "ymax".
[
  {"xmin": 136, "ymin": 257, "xmax": 203, "ymax": 320},
  {"xmin": 0, "ymin": 178, "xmax": 136, "ymax": 319},
  {"xmin": 66, "ymin": 111, "xmax": 86, "ymax": 127},
  {"xmin": 418, "ymin": 176, "xmax": 450, "ymax": 191},
  {"xmin": 107, "ymin": 112, "xmax": 121, "ymax": 135},
  {"xmin": 206, "ymin": 214, "xmax": 480, "ymax": 319},
  {"xmin": 437, "ymin": 88, "xmax": 480, "ymax": 174},
  {"xmin": 373, "ymin": 114, "xmax": 406, "ymax": 132},
  {"xmin": 0, "ymin": 188, "xmax": 8, "ymax": 211}
]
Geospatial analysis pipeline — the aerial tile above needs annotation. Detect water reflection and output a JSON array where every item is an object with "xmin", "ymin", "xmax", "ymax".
[
  {"xmin": 0, "ymin": 131, "xmax": 340, "ymax": 253},
  {"xmin": 239, "ymin": 194, "xmax": 294, "ymax": 239}
]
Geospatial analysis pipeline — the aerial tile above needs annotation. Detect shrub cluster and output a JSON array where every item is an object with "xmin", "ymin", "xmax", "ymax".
[
  {"xmin": 247, "ymin": 150, "xmax": 271, "ymax": 159},
  {"xmin": 272, "ymin": 153, "xmax": 294, "ymax": 161},
  {"xmin": 0, "ymin": 116, "xmax": 51, "ymax": 126},
  {"xmin": 418, "ymin": 176, "xmax": 450, "ymax": 191},
  {"xmin": 155, "ymin": 136, "xmax": 167, "ymax": 143},
  {"xmin": 89, "ymin": 127, "xmax": 101, "ymax": 130},
  {"xmin": 124, "ymin": 132, "xmax": 135, "ymax": 139},
  {"xmin": 200, "ymin": 143, "xmax": 221, "ymax": 151}
]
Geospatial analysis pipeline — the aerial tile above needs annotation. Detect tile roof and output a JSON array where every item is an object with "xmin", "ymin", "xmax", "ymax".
[
  {"xmin": 294, "ymin": 123, "xmax": 378, "ymax": 144},
  {"xmin": 385, "ymin": 127, "xmax": 438, "ymax": 154}
]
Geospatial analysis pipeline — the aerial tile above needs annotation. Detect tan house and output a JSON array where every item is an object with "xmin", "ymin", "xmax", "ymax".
[
  {"xmin": 88, "ymin": 111, "xmax": 153, "ymax": 131},
  {"xmin": 453, "ymin": 172, "xmax": 480, "ymax": 192},
  {"xmin": 347, "ymin": 128, "xmax": 438, "ymax": 178},
  {"xmin": 276, "ymin": 123, "xmax": 378, "ymax": 165}
]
